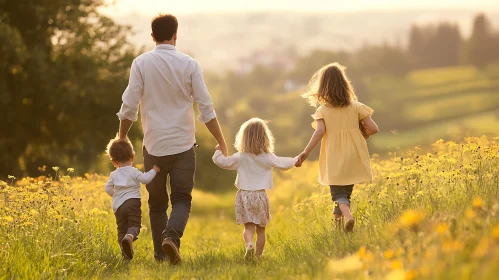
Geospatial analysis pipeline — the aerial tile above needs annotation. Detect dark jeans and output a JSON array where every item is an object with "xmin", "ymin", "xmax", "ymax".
[
  {"xmin": 114, "ymin": 198, "xmax": 141, "ymax": 243},
  {"xmin": 143, "ymin": 146, "xmax": 195, "ymax": 258},
  {"xmin": 329, "ymin": 185, "xmax": 354, "ymax": 215}
]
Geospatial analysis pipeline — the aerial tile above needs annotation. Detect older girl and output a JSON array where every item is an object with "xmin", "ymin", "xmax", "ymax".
[{"xmin": 296, "ymin": 62, "xmax": 378, "ymax": 232}]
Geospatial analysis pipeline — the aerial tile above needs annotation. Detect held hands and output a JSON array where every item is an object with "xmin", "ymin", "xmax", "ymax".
[
  {"xmin": 295, "ymin": 151, "xmax": 310, "ymax": 167},
  {"xmin": 215, "ymin": 144, "xmax": 228, "ymax": 156},
  {"xmin": 153, "ymin": 165, "xmax": 161, "ymax": 173}
]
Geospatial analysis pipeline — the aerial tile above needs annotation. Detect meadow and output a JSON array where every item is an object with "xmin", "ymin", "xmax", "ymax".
[
  {"xmin": 368, "ymin": 64, "xmax": 499, "ymax": 152},
  {"xmin": 1, "ymin": 137, "xmax": 499, "ymax": 279}
]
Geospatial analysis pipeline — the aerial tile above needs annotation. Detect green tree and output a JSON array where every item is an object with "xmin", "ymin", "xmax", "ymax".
[
  {"xmin": 0, "ymin": 0, "xmax": 136, "ymax": 178},
  {"xmin": 408, "ymin": 22, "xmax": 462, "ymax": 69},
  {"xmin": 467, "ymin": 13, "xmax": 499, "ymax": 66}
]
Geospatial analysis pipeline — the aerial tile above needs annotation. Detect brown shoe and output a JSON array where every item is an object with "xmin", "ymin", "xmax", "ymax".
[
  {"xmin": 121, "ymin": 234, "xmax": 134, "ymax": 260},
  {"xmin": 344, "ymin": 219, "xmax": 355, "ymax": 232},
  {"xmin": 162, "ymin": 237, "xmax": 181, "ymax": 264}
]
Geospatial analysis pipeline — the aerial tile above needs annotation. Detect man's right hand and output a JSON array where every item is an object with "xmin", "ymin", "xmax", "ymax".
[
  {"xmin": 119, "ymin": 119, "xmax": 133, "ymax": 139},
  {"xmin": 204, "ymin": 118, "xmax": 228, "ymax": 156},
  {"xmin": 218, "ymin": 143, "xmax": 228, "ymax": 156}
]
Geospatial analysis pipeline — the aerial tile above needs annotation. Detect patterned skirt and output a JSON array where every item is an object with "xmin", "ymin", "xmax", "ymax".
[{"xmin": 235, "ymin": 190, "xmax": 271, "ymax": 227}]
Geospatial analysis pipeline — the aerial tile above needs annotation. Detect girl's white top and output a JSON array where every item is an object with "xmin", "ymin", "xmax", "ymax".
[
  {"xmin": 104, "ymin": 166, "xmax": 157, "ymax": 212},
  {"xmin": 212, "ymin": 150, "xmax": 297, "ymax": 191}
]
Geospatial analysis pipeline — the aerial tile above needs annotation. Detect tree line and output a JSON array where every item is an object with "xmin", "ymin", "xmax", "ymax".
[{"xmin": 1, "ymin": 0, "xmax": 498, "ymax": 191}]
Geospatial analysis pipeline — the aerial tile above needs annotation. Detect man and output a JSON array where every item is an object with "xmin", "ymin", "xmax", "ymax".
[{"xmin": 117, "ymin": 14, "xmax": 227, "ymax": 264}]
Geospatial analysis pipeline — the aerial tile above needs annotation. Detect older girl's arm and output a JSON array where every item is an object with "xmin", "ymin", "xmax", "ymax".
[
  {"xmin": 361, "ymin": 116, "xmax": 379, "ymax": 136},
  {"xmin": 296, "ymin": 119, "xmax": 326, "ymax": 167}
]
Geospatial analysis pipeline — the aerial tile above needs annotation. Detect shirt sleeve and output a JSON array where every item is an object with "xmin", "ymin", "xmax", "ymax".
[
  {"xmin": 212, "ymin": 150, "xmax": 240, "ymax": 170},
  {"xmin": 269, "ymin": 153, "xmax": 297, "ymax": 170},
  {"xmin": 357, "ymin": 102, "xmax": 374, "ymax": 121},
  {"xmin": 311, "ymin": 106, "xmax": 324, "ymax": 129},
  {"xmin": 104, "ymin": 175, "xmax": 114, "ymax": 197},
  {"xmin": 117, "ymin": 59, "xmax": 144, "ymax": 122},
  {"xmin": 191, "ymin": 60, "xmax": 217, "ymax": 123},
  {"xmin": 311, "ymin": 106, "xmax": 324, "ymax": 120},
  {"xmin": 135, "ymin": 168, "xmax": 157, "ymax": 184}
]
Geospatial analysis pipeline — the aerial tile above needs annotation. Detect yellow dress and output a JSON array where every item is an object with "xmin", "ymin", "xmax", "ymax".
[{"xmin": 312, "ymin": 101, "xmax": 374, "ymax": 186}]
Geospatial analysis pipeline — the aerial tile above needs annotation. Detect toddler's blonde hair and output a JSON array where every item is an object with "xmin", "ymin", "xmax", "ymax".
[
  {"xmin": 235, "ymin": 118, "xmax": 274, "ymax": 155},
  {"xmin": 302, "ymin": 62, "xmax": 357, "ymax": 107}
]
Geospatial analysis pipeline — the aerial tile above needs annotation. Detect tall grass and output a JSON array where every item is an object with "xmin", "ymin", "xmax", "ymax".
[{"xmin": 1, "ymin": 137, "xmax": 498, "ymax": 279}]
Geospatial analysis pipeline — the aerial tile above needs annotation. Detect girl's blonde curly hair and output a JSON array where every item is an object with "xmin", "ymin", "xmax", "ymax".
[{"xmin": 235, "ymin": 118, "xmax": 274, "ymax": 155}]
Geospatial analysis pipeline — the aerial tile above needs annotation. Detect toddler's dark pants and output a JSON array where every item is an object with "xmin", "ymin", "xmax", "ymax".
[{"xmin": 114, "ymin": 198, "xmax": 141, "ymax": 243}]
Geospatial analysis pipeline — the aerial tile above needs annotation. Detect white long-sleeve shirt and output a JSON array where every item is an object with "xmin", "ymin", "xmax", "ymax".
[
  {"xmin": 117, "ymin": 44, "xmax": 216, "ymax": 157},
  {"xmin": 212, "ymin": 150, "xmax": 297, "ymax": 191},
  {"xmin": 104, "ymin": 166, "xmax": 157, "ymax": 212}
]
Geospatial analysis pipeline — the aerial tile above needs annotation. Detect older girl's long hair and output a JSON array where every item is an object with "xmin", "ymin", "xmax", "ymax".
[
  {"xmin": 235, "ymin": 118, "xmax": 274, "ymax": 155},
  {"xmin": 302, "ymin": 62, "xmax": 357, "ymax": 107}
]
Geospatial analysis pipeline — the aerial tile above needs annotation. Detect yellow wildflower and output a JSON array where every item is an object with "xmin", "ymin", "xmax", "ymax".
[
  {"xmin": 492, "ymin": 224, "xmax": 499, "ymax": 240},
  {"xmin": 30, "ymin": 209, "xmax": 38, "ymax": 216},
  {"xmin": 472, "ymin": 197, "xmax": 484, "ymax": 209},
  {"xmin": 465, "ymin": 208, "xmax": 476, "ymax": 219},
  {"xmin": 399, "ymin": 210, "xmax": 425, "ymax": 229},
  {"xmin": 385, "ymin": 269, "xmax": 406, "ymax": 280},
  {"xmin": 405, "ymin": 270, "xmax": 417, "ymax": 280},
  {"xmin": 3, "ymin": 216, "xmax": 14, "ymax": 223},
  {"xmin": 89, "ymin": 208, "xmax": 100, "ymax": 215},
  {"xmin": 435, "ymin": 223, "xmax": 449, "ymax": 236},
  {"xmin": 390, "ymin": 260, "xmax": 403, "ymax": 269},
  {"xmin": 357, "ymin": 246, "xmax": 366, "ymax": 258},
  {"xmin": 328, "ymin": 254, "xmax": 363, "ymax": 274},
  {"xmin": 384, "ymin": 249, "xmax": 394, "ymax": 260}
]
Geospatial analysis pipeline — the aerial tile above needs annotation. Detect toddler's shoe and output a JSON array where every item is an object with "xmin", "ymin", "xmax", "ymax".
[
  {"xmin": 344, "ymin": 218, "xmax": 355, "ymax": 232},
  {"xmin": 121, "ymin": 234, "xmax": 134, "ymax": 260},
  {"xmin": 244, "ymin": 245, "xmax": 255, "ymax": 260}
]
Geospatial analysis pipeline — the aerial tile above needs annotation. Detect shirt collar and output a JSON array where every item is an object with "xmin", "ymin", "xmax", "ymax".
[{"xmin": 154, "ymin": 44, "xmax": 176, "ymax": 51}]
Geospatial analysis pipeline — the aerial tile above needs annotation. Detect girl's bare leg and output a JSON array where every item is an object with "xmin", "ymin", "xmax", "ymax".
[
  {"xmin": 255, "ymin": 225, "xmax": 266, "ymax": 256},
  {"xmin": 243, "ymin": 223, "xmax": 256, "ymax": 259},
  {"xmin": 339, "ymin": 204, "xmax": 353, "ymax": 220},
  {"xmin": 243, "ymin": 223, "xmax": 256, "ymax": 246},
  {"xmin": 339, "ymin": 204, "xmax": 355, "ymax": 232}
]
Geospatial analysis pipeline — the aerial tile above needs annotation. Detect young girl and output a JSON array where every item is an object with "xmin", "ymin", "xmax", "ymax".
[
  {"xmin": 105, "ymin": 137, "xmax": 160, "ymax": 259},
  {"xmin": 296, "ymin": 62, "xmax": 378, "ymax": 232},
  {"xmin": 212, "ymin": 118, "xmax": 297, "ymax": 259}
]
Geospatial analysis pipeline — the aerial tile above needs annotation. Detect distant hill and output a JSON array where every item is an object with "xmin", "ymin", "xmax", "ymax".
[
  {"xmin": 368, "ymin": 64, "xmax": 499, "ymax": 152},
  {"xmin": 111, "ymin": 10, "xmax": 499, "ymax": 70}
]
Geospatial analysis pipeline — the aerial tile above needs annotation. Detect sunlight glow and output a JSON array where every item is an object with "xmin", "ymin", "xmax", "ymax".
[{"xmin": 101, "ymin": 0, "xmax": 498, "ymax": 16}]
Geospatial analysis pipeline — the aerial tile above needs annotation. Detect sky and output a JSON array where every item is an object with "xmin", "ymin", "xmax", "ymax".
[{"xmin": 101, "ymin": 0, "xmax": 498, "ymax": 15}]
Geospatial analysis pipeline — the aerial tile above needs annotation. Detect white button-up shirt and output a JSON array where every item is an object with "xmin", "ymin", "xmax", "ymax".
[
  {"xmin": 212, "ymin": 150, "xmax": 298, "ymax": 191},
  {"xmin": 117, "ymin": 44, "xmax": 216, "ymax": 156}
]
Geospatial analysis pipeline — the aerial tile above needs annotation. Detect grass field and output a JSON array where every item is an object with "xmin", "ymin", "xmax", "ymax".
[
  {"xmin": 367, "ymin": 64, "xmax": 499, "ymax": 152},
  {"xmin": 1, "ymin": 137, "xmax": 499, "ymax": 279}
]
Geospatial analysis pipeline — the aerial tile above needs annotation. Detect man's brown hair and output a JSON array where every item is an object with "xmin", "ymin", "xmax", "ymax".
[
  {"xmin": 151, "ymin": 14, "xmax": 178, "ymax": 42},
  {"xmin": 106, "ymin": 137, "xmax": 135, "ymax": 163}
]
